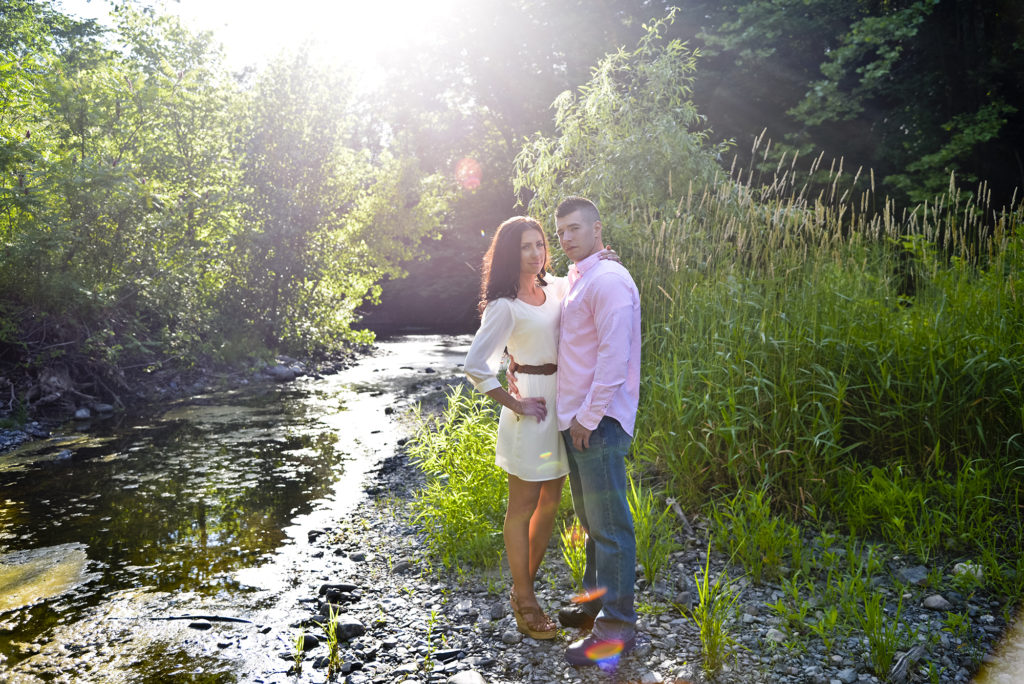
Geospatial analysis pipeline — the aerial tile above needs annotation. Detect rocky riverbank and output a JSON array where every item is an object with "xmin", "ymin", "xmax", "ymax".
[
  {"xmin": 250, "ymin": 395, "xmax": 1014, "ymax": 684},
  {"xmin": 0, "ymin": 349, "xmax": 365, "ymax": 457}
]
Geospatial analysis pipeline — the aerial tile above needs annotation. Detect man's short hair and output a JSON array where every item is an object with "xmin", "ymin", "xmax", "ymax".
[{"xmin": 555, "ymin": 196, "xmax": 600, "ymax": 224}]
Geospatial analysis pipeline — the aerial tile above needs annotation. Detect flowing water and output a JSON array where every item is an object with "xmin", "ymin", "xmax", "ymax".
[{"xmin": 0, "ymin": 334, "xmax": 470, "ymax": 682}]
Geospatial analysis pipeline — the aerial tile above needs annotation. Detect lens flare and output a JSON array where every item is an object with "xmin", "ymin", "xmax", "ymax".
[
  {"xmin": 537, "ymin": 459, "xmax": 561, "ymax": 473},
  {"xmin": 455, "ymin": 157, "xmax": 481, "ymax": 190},
  {"xmin": 570, "ymin": 586, "xmax": 607, "ymax": 604},
  {"xmin": 584, "ymin": 638, "xmax": 624, "ymax": 662},
  {"xmin": 539, "ymin": 451, "xmax": 552, "ymax": 459}
]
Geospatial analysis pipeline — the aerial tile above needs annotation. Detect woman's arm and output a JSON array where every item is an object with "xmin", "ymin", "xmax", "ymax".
[
  {"xmin": 484, "ymin": 387, "xmax": 546, "ymax": 422},
  {"xmin": 464, "ymin": 300, "xmax": 546, "ymax": 422}
]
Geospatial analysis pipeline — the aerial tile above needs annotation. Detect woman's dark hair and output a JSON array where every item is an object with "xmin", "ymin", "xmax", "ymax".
[{"xmin": 478, "ymin": 216, "xmax": 549, "ymax": 315}]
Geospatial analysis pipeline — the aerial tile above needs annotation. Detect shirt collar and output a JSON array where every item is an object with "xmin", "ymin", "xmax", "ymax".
[{"xmin": 571, "ymin": 250, "xmax": 603, "ymax": 276}]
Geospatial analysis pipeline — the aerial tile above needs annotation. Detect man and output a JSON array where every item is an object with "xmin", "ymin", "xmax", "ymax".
[{"xmin": 552, "ymin": 196, "xmax": 641, "ymax": 666}]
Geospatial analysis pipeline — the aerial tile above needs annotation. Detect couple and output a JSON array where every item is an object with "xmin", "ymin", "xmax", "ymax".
[{"xmin": 463, "ymin": 196, "xmax": 641, "ymax": 666}]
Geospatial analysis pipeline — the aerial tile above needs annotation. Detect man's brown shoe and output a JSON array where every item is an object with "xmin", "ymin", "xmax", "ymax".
[{"xmin": 557, "ymin": 605, "xmax": 596, "ymax": 630}]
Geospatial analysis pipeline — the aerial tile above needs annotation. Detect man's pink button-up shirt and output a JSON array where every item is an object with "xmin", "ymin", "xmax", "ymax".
[{"xmin": 556, "ymin": 251, "xmax": 641, "ymax": 436}]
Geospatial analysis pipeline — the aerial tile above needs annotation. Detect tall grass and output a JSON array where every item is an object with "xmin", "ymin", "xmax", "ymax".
[
  {"xmin": 628, "ymin": 474, "xmax": 681, "ymax": 586},
  {"xmin": 407, "ymin": 385, "xmax": 508, "ymax": 569},
  {"xmin": 625, "ymin": 143, "xmax": 1024, "ymax": 587},
  {"xmin": 710, "ymin": 487, "xmax": 803, "ymax": 583},
  {"xmin": 559, "ymin": 519, "xmax": 587, "ymax": 592},
  {"xmin": 687, "ymin": 541, "xmax": 741, "ymax": 675}
]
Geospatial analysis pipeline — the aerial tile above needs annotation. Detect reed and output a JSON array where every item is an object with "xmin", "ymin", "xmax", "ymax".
[
  {"xmin": 324, "ymin": 604, "xmax": 344, "ymax": 678},
  {"xmin": 624, "ymin": 142, "xmax": 1023, "ymax": 595},
  {"xmin": 858, "ymin": 593, "xmax": 910, "ymax": 677},
  {"xmin": 290, "ymin": 628, "xmax": 305, "ymax": 675},
  {"xmin": 709, "ymin": 487, "xmax": 802, "ymax": 584}
]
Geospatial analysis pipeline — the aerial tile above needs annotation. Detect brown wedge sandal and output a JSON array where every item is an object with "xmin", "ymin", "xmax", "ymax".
[{"xmin": 510, "ymin": 590, "xmax": 558, "ymax": 639}]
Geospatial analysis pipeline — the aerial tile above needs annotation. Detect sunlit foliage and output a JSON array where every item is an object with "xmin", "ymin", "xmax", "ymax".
[
  {"xmin": 0, "ymin": 2, "xmax": 450, "ymax": 396},
  {"xmin": 513, "ymin": 11, "xmax": 729, "ymax": 255}
]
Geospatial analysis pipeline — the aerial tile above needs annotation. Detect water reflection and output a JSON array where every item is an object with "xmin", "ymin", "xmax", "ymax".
[{"xmin": 0, "ymin": 334, "xmax": 470, "ymax": 679}]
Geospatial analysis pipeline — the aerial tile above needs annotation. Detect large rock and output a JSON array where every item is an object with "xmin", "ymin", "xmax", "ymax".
[
  {"xmin": 923, "ymin": 594, "xmax": 952, "ymax": 611},
  {"xmin": 318, "ymin": 582, "xmax": 358, "ymax": 595},
  {"xmin": 953, "ymin": 562, "xmax": 983, "ymax": 581},
  {"xmin": 897, "ymin": 565, "xmax": 930, "ymax": 586},
  {"xmin": 391, "ymin": 559, "xmax": 415, "ymax": 574},
  {"xmin": 319, "ymin": 603, "xmax": 344, "ymax": 617},
  {"xmin": 323, "ymin": 588, "xmax": 359, "ymax": 604},
  {"xmin": 265, "ymin": 365, "xmax": 297, "ymax": 382},
  {"xmin": 889, "ymin": 645, "xmax": 926, "ymax": 684},
  {"xmin": 500, "ymin": 629, "xmax": 522, "ymax": 645},
  {"xmin": 448, "ymin": 671, "xmax": 487, "ymax": 684},
  {"xmin": 837, "ymin": 667, "xmax": 859, "ymax": 684},
  {"xmin": 433, "ymin": 648, "xmax": 464, "ymax": 663},
  {"xmin": 329, "ymin": 615, "xmax": 365, "ymax": 641}
]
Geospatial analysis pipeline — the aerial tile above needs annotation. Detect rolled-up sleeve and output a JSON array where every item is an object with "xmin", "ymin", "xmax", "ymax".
[
  {"xmin": 464, "ymin": 299, "xmax": 514, "ymax": 393},
  {"xmin": 575, "ymin": 275, "xmax": 637, "ymax": 430}
]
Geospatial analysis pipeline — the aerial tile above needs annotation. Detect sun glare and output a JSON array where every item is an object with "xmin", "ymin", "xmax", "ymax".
[
  {"xmin": 455, "ymin": 157, "xmax": 481, "ymax": 190},
  {"xmin": 57, "ymin": 0, "xmax": 459, "ymax": 86}
]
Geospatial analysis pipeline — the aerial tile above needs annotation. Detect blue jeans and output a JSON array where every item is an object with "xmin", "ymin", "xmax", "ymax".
[{"xmin": 562, "ymin": 417, "xmax": 636, "ymax": 641}]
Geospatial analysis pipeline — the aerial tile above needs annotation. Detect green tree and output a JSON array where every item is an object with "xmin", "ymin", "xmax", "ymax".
[
  {"xmin": 514, "ymin": 12, "xmax": 729, "ymax": 254},
  {"xmin": 234, "ymin": 50, "xmax": 450, "ymax": 351},
  {"xmin": 695, "ymin": 0, "xmax": 1024, "ymax": 206},
  {"xmin": 1, "ymin": 0, "xmax": 99, "ymax": 244},
  {"xmin": 25, "ymin": 5, "xmax": 242, "ymax": 363}
]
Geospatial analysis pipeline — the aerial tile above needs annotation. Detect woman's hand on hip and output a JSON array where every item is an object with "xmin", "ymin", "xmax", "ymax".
[
  {"xmin": 506, "ymin": 357, "xmax": 520, "ymax": 398},
  {"xmin": 516, "ymin": 396, "xmax": 547, "ymax": 422}
]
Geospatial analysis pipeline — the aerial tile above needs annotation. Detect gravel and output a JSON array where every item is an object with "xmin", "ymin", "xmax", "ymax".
[{"xmin": 265, "ymin": 441, "xmax": 1010, "ymax": 684}]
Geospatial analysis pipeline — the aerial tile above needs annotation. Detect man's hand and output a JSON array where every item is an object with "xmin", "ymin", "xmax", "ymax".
[
  {"xmin": 506, "ymin": 357, "xmax": 520, "ymax": 398},
  {"xmin": 569, "ymin": 417, "xmax": 592, "ymax": 450},
  {"xmin": 516, "ymin": 396, "xmax": 547, "ymax": 422}
]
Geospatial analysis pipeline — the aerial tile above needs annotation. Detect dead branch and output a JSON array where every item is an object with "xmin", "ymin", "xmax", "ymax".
[{"xmin": 665, "ymin": 496, "xmax": 695, "ymax": 537}]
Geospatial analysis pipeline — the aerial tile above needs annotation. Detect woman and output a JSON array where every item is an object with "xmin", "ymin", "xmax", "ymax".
[{"xmin": 463, "ymin": 216, "xmax": 569, "ymax": 639}]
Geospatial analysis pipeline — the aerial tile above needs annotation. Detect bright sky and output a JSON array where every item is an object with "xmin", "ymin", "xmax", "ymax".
[{"xmin": 56, "ymin": 0, "xmax": 458, "ymax": 82}]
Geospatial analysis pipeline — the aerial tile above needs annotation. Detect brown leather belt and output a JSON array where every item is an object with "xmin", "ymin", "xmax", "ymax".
[{"xmin": 511, "ymin": 361, "xmax": 557, "ymax": 375}]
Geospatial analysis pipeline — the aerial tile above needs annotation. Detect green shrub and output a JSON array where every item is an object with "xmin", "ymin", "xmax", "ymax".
[{"xmin": 407, "ymin": 385, "xmax": 507, "ymax": 569}]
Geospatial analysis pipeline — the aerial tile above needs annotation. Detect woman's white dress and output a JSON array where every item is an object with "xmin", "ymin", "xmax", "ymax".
[{"xmin": 464, "ymin": 277, "xmax": 569, "ymax": 481}]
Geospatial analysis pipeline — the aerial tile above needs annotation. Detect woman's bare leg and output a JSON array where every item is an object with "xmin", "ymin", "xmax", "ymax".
[
  {"xmin": 528, "ymin": 475, "xmax": 566, "ymax": 580},
  {"xmin": 505, "ymin": 474, "xmax": 543, "ymax": 607}
]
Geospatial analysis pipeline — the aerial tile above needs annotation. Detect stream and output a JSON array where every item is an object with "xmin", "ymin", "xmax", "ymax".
[{"xmin": 0, "ymin": 334, "xmax": 470, "ymax": 682}]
